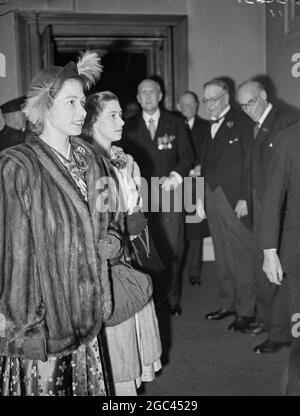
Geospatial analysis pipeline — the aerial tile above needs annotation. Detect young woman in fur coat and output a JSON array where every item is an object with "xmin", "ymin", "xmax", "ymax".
[{"xmin": 0, "ymin": 52, "xmax": 122, "ymax": 396}]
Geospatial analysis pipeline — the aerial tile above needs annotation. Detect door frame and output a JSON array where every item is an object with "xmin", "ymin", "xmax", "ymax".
[{"xmin": 16, "ymin": 12, "xmax": 188, "ymax": 110}]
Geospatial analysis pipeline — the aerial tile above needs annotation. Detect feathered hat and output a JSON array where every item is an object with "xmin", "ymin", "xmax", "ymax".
[{"xmin": 23, "ymin": 50, "xmax": 102, "ymax": 127}]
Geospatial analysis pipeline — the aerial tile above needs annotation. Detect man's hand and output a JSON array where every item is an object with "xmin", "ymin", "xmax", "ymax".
[
  {"xmin": 234, "ymin": 199, "xmax": 248, "ymax": 218},
  {"xmin": 189, "ymin": 164, "xmax": 201, "ymax": 177},
  {"xmin": 263, "ymin": 249, "xmax": 283, "ymax": 285},
  {"xmin": 161, "ymin": 174, "xmax": 180, "ymax": 191},
  {"xmin": 196, "ymin": 198, "xmax": 206, "ymax": 220}
]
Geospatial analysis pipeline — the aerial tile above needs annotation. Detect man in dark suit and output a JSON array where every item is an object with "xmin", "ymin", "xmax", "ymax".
[
  {"xmin": 201, "ymin": 79, "xmax": 256, "ymax": 331},
  {"xmin": 177, "ymin": 91, "xmax": 210, "ymax": 286},
  {"xmin": 260, "ymin": 122, "xmax": 300, "ymax": 395},
  {"xmin": 237, "ymin": 80, "xmax": 298, "ymax": 353},
  {"xmin": 122, "ymin": 79, "xmax": 194, "ymax": 316},
  {"xmin": 0, "ymin": 96, "xmax": 26, "ymax": 151}
]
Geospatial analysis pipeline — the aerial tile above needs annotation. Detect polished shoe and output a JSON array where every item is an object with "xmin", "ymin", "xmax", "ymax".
[
  {"xmin": 228, "ymin": 316, "xmax": 255, "ymax": 331},
  {"xmin": 243, "ymin": 321, "xmax": 268, "ymax": 336},
  {"xmin": 189, "ymin": 275, "xmax": 201, "ymax": 286},
  {"xmin": 254, "ymin": 338, "xmax": 291, "ymax": 354},
  {"xmin": 170, "ymin": 305, "xmax": 182, "ymax": 316},
  {"xmin": 205, "ymin": 309, "xmax": 236, "ymax": 320}
]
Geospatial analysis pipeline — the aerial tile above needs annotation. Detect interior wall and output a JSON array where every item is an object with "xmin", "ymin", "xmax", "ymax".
[
  {"xmin": 0, "ymin": 0, "xmax": 266, "ymax": 111},
  {"xmin": 187, "ymin": 0, "xmax": 266, "ymax": 118},
  {"xmin": 0, "ymin": 11, "xmax": 20, "ymax": 105},
  {"xmin": 266, "ymin": 2, "xmax": 300, "ymax": 111}
]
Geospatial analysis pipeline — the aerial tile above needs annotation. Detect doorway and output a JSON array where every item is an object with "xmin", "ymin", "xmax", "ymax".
[
  {"xmin": 16, "ymin": 12, "xmax": 188, "ymax": 111},
  {"xmin": 54, "ymin": 48, "xmax": 147, "ymax": 111}
]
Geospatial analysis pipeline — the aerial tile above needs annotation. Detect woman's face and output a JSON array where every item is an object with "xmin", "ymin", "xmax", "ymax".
[
  {"xmin": 45, "ymin": 79, "xmax": 86, "ymax": 137},
  {"xmin": 93, "ymin": 99, "xmax": 124, "ymax": 145}
]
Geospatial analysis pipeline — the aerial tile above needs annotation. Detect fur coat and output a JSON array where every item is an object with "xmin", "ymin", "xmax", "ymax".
[{"xmin": 0, "ymin": 133, "xmax": 121, "ymax": 361}]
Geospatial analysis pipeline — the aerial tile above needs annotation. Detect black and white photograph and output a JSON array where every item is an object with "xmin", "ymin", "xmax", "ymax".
[{"xmin": 0, "ymin": 0, "xmax": 300, "ymax": 399}]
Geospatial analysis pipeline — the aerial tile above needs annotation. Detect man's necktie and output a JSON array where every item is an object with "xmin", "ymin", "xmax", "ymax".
[
  {"xmin": 209, "ymin": 116, "xmax": 225, "ymax": 126},
  {"xmin": 210, "ymin": 116, "xmax": 225, "ymax": 139},
  {"xmin": 253, "ymin": 122, "xmax": 260, "ymax": 139},
  {"xmin": 148, "ymin": 118, "xmax": 156, "ymax": 140}
]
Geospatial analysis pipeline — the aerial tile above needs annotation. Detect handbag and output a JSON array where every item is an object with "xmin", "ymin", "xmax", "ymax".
[
  {"xmin": 105, "ymin": 261, "xmax": 153, "ymax": 327},
  {"xmin": 130, "ymin": 226, "xmax": 165, "ymax": 274}
]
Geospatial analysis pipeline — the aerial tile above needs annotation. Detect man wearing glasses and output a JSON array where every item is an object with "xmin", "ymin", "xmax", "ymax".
[
  {"xmin": 237, "ymin": 80, "xmax": 298, "ymax": 353},
  {"xmin": 201, "ymin": 79, "xmax": 256, "ymax": 332}
]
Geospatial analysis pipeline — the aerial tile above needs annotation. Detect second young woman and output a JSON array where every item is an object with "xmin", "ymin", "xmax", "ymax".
[{"xmin": 82, "ymin": 91, "xmax": 162, "ymax": 396}]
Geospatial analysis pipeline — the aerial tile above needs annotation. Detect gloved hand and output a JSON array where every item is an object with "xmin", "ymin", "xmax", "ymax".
[
  {"xmin": 126, "ymin": 211, "xmax": 148, "ymax": 236},
  {"xmin": 98, "ymin": 233, "xmax": 123, "ymax": 260},
  {"xmin": 161, "ymin": 174, "xmax": 181, "ymax": 191}
]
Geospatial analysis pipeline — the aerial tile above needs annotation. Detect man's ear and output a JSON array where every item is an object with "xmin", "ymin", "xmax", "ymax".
[
  {"xmin": 176, "ymin": 102, "xmax": 181, "ymax": 112},
  {"xmin": 136, "ymin": 94, "xmax": 141, "ymax": 105},
  {"xmin": 158, "ymin": 92, "xmax": 163, "ymax": 102},
  {"xmin": 224, "ymin": 93, "xmax": 230, "ymax": 106},
  {"xmin": 261, "ymin": 90, "xmax": 267, "ymax": 101}
]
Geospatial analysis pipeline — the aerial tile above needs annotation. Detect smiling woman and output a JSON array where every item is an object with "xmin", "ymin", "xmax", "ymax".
[{"xmin": 0, "ymin": 51, "xmax": 121, "ymax": 396}]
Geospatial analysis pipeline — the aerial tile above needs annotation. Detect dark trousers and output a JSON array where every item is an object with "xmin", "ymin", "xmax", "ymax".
[
  {"xmin": 206, "ymin": 186, "xmax": 255, "ymax": 317},
  {"xmin": 149, "ymin": 211, "xmax": 184, "ymax": 308},
  {"xmin": 253, "ymin": 191, "xmax": 290, "ymax": 342},
  {"xmin": 285, "ymin": 274, "xmax": 300, "ymax": 395},
  {"xmin": 185, "ymin": 239, "xmax": 203, "ymax": 280}
]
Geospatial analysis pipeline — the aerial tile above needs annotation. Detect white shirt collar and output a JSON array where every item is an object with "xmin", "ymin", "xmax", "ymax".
[
  {"xmin": 211, "ymin": 105, "xmax": 231, "ymax": 122},
  {"xmin": 143, "ymin": 109, "xmax": 160, "ymax": 127},
  {"xmin": 258, "ymin": 103, "xmax": 273, "ymax": 127},
  {"xmin": 187, "ymin": 117, "xmax": 195, "ymax": 130}
]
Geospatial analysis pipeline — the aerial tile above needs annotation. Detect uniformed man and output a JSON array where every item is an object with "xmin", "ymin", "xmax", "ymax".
[{"xmin": 0, "ymin": 96, "xmax": 26, "ymax": 151}]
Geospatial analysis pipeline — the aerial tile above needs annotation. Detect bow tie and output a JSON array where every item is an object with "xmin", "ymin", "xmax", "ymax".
[{"xmin": 210, "ymin": 116, "xmax": 224, "ymax": 126}]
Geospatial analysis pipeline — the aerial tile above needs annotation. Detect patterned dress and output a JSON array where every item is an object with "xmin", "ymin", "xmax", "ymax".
[{"xmin": 0, "ymin": 142, "xmax": 107, "ymax": 396}]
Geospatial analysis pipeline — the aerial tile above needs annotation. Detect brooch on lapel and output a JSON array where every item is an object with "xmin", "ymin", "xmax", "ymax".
[
  {"xmin": 262, "ymin": 127, "xmax": 268, "ymax": 133},
  {"xmin": 268, "ymin": 143, "xmax": 273, "ymax": 148},
  {"xmin": 157, "ymin": 134, "xmax": 175, "ymax": 150},
  {"xmin": 226, "ymin": 121, "xmax": 234, "ymax": 129},
  {"xmin": 229, "ymin": 137, "xmax": 239, "ymax": 144},
  {"xmin": 73, "ymin": 145, "xmax": 88, "ymax": 172},
  {"xmin": 111, "ymin": 146, "xmax": 129, "ymax": 169}
]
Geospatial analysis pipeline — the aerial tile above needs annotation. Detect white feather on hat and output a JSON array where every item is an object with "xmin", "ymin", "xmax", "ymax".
[
  {"xmin": 23, "ymin": 84, "xmax": 52, "ymax": 126},
  {"xmin": 77, "ymin": 50, "xmax": 103, "ymax": 89},
  {"xmin": 23, "ymin": 50, "xmax": 102, "ymax": 131}
]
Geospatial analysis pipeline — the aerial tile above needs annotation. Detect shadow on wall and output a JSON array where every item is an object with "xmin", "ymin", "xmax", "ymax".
[
  {"xmin": 215, "ymin": 76, "xmax": 239, "ymax": 110},
  {"xmin": 208, "ymin": 74, "xmax": 300, "ymax": 118},
  {"xmin": 253, "ymin": 74, "xmax": 300, "ymax": 117}
]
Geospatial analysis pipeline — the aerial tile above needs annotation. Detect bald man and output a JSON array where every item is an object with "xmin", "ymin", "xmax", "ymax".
[
  {"xmin": 237, "ymin": 80, "xmax": 299, "ymax": 353},
  {"xmin": 201, "ymin": 79, "xmax": 255, "ymax": 331},
  {"xmin": 121, "ymin": 79, "xmax": 194, "ymax": 316}
]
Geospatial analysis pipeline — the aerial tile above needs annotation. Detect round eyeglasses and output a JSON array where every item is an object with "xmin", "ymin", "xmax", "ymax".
[
  {"xmin": 240, "ymin": 95, "xmax": 260, "ymax": 111},
  {"xmin": 202, "ymin": 93, "xmax": 226, "ymax": 105}
]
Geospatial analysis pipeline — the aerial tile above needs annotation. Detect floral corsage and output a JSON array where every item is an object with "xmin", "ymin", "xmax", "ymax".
[
  {"xmin": 71, "ymin": 145, "xmax": 89, "ymax": 173},
  {"xmin": 226, "ymin": 121, "xmax": 234, "ymax": 129},
  {"xmin": 111, "ymin": 146, "xmax": 129, "ymax": 169}
]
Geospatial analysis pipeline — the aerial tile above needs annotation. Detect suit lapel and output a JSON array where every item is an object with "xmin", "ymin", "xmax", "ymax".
[
  {"xmin": 211, "ymin": 109, "xmax": 234, "ymax": 160},
  {"xmin": 256, "ymin": 107, "xmax": 277, "ymax": 143},
  {"xmin": 137, "ymin": 114, "xmax": 153, "ymax": 144},
  {"xmin": 155, "ymin": 111, "xmax": 167, "ymax": 140}
]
